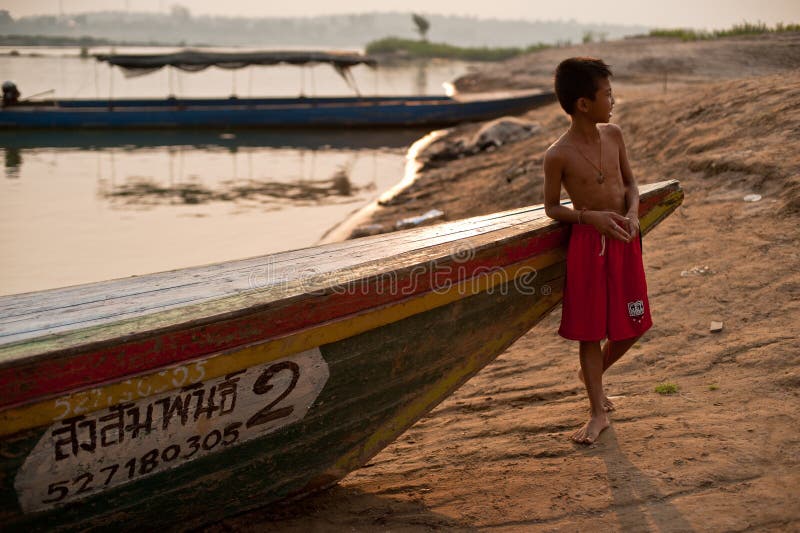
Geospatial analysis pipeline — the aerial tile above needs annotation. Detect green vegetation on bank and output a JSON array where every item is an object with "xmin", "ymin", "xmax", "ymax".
[
  {"xmin": 0, "ymin": 34, "xmax": 112, "ymax": 46},
  {"xmin": 365, "ymin": 37, "xmax": 550, "ymax": 62},
  {"xmin": 649, "ymin": 21, "xmax": 800, "ymax": 41},
  {"xmin": 654, "ymin": 382, "xmax": 679, "ymax": 395}
]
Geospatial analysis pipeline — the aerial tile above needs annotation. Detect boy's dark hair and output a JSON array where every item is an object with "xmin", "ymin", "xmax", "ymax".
[{"xmin": 554, "ymin": 57, "xmax": 613, "ymax": 115}]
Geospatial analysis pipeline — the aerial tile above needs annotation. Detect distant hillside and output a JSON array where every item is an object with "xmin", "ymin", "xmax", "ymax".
[{"xmin": 0, "ymin": 10, "xmax": 648, "ymax": 48}]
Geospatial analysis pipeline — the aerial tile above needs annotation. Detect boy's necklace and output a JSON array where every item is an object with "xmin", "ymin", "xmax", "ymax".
[{"xmin": 566, "ymin": 134, "xmax": 604, "ymax": 184}]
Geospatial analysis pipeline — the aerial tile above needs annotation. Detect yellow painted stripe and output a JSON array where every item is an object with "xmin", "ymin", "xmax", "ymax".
[
  {"xmin": 641, "ymin": 190, "xmax": 684, "ymax": 235},
  {"xmin": 0, "ymin": 250, "xmax": 563, "ymax": 437}
]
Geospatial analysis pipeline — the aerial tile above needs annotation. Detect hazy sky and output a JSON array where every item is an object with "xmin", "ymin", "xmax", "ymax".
[{"xmin": 2, "ymin": 0, "xmax": 799, "ymax": 29}]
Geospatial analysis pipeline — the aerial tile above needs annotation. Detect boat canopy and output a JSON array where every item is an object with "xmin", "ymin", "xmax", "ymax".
[
  {"xmin": 94, "ymin": 50, "xmax": 377, "ymax": 93},
  {"xmin": 94, "ymin": 50, "xmax": 377, "ymax": 76}
]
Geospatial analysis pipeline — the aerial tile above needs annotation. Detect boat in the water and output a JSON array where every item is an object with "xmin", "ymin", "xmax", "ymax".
[
  {"xmin": 0, "ymin": 50, "xmax": 554, "ymax": 129},
  {"xmin": 0, "ymin": 179, "xmax": 683, "ymax": 530}
]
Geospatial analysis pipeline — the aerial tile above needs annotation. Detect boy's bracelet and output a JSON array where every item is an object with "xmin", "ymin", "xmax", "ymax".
[{"xmin": 578, "ymin": 208, "xmax": 587, "ymax": 224}]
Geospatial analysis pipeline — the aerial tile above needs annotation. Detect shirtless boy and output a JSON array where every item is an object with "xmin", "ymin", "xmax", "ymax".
[{"xmin": 543, "ymin": 57, "xmax": 652, "ymax": 444}]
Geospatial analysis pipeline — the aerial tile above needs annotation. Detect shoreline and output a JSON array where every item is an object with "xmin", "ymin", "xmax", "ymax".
[
  {"xmin": 318, "ymin": 129, "xmax": 449, "ymax": 244},
  {"xmin": 322, "ymin": 32, "xmax": 800, "ymax": 244}
]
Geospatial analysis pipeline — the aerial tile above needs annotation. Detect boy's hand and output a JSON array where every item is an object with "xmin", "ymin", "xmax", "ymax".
[
  {"xmin": 626, "ymin": 213, "xmax": 640, "ymax": 239},
  {"xmin": 586, "ymin": 210, "xmax": 632, "ymax": 242}
]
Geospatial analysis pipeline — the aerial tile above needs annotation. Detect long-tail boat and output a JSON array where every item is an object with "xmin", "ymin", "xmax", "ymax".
[
  {"xmin": 0, "ymin": 179, "xmax": 683, "ymax": 530},
  {"xmin": 0, "ymin": 50, "xmax": 554, "ymax": 129}
]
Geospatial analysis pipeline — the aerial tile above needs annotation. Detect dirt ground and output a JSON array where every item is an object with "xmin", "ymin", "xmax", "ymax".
[{"xmin": 213, "ymin": 33, "xmax": 800, "ymax": 531}]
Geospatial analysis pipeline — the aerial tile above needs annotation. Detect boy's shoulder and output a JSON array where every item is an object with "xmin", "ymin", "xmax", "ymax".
[
  {"xmin": 544, "ymin": 134, "xmax": 570, "ymax": 162},
  {"xmin": 601, "ymin": 122, "xmax": 624, "ymax": 139}
]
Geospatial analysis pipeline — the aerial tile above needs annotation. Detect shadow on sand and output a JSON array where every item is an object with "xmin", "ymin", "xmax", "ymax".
[
  {"xmin": 592, "ymin": 426, "xmax": 696, "ymax": 532},
  {"xmin": 206, "ymin": 427, "xmax": 694, "ymax": 531},
  {"xmin": 205, "ymin": 484, "xmax": 477, "ymax": 532}
]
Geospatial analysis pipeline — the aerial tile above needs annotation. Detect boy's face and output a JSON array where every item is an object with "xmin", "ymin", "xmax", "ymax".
[{"xmin": 577, "ymin": 77, "xmax": 615, "ymax": 123}]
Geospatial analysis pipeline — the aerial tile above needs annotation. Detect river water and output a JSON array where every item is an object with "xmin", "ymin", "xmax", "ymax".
[{"xmin": 0, "ymin": 47, "xmax": 475, "ymax": 295}]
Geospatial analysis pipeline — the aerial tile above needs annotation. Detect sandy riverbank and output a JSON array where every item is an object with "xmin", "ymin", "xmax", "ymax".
[{"xmin": 214, "ymin": 33, "xmax": 800, "ymax": 531}]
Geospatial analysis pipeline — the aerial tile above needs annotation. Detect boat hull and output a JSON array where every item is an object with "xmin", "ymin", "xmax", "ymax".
[
  {"xmin": 2, "ymin": 264, "xmax": 563, "ymax": 531},
  {"xmin": 0, "ymin": 180, "xmax": 684, "ymax": 530},
  {"xmin": 0, "ymin": 93, "xmax": 555, "ymax": 129}
]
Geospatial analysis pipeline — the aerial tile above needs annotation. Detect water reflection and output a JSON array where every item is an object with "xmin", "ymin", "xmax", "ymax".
[
  {"xmin": 101, "ymin": 168, "xmax": 361, "ymax": 207},
  {"xmin": 4, "ymin": 147, "xmax": 20, "ymax": 178},
  {"xmin": 2, "ymin": 128, "xmax": 428, "ymax": 207},
  {"xmin": 0, "ymin": 128, "xmax": 418, "ymax": 295},
  {"xmin": 416, "ymin": 61, "xmax": 429, "ymax": 97}
]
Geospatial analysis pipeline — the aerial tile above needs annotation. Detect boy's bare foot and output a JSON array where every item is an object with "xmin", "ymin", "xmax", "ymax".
[
  {"xmin": 578, "ymin": 369, "xmax": 615, "ymax": 411},
  {"xmin": 570, "ymin": 414, "xmax": 610, "ymax": 444}
]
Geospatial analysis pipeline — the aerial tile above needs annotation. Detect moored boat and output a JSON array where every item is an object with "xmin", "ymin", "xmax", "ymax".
[
  {"xmin": 0, "ymin": 50, "xmax": 554, "ymax": 129},
  {"xmin": 0, "ymin": 179, "xmax": 683, "ymax": 530}
]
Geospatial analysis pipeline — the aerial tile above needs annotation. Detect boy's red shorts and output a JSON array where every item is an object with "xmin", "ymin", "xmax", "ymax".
[{"xmin": 559, "ymin": 224, "xmax": 652, "ymax": 342}]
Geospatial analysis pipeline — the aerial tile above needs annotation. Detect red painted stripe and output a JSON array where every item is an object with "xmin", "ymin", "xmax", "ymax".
[
  {"xmin": 639, "ymin": 194, "xmax": 659, "ymax": 212},
  {"xmin": 0, "ymin": 227, "xmax": 568, "ymax": 409}
]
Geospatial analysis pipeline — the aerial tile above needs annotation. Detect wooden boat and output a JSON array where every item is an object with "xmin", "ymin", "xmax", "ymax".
[
  {"xmin": 0, "ymin": 179, "xmax": 683, "ymax": 530},
  {"xmin": 0, "ymin": 50, "xmax": 554, "ymax": 130}
]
